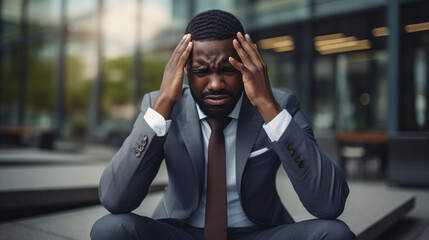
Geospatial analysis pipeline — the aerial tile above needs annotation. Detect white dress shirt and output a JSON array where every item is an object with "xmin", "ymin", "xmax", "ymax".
[{"xmin": 144, "ymin": 95, "xmax": 292, "ymax": 227}]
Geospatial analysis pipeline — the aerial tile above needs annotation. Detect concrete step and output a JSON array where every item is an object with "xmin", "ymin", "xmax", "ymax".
[
  {"xmin": 0, "ymin": 178, "xmax": 415, "ymax": 240},
  {"xmin": 0, "ymin": 147, "xmax": 167, "ymax": 222}
]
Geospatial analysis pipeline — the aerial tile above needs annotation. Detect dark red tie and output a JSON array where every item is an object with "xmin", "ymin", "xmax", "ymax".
[{"xmin": 204, "ymin": 117, "xmax": 232, "ymax": 240}]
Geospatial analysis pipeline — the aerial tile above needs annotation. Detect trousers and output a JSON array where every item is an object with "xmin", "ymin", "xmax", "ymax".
[{"xmin": 91, "ymin": 213, "xmax": 356, "ymax": 240}]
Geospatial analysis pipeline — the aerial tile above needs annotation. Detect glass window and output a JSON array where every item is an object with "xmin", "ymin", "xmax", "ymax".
[
  {"xmin": 400, "ymin": 1, "xmax": 429, "ymax": 132},
  {"xmin": 253, "ymin": 25, "xmax": 300, "ymax": 95},
  {"xmin": 102, "ymin": 0, "xmax": 135, "ymax": 131},
  {"xmin": 1, "ymin": 0, "xmax": 22, "ymax": 43},
  {"xmin": 63, "ymin": 0, "xmax": 97, "ymax": 142},
  {"xmin": 194, "ymin": 0, "xmax": 235, "ymax": 14},
  {"xmin": 314, "ymin": 55, "xmax": 335, "ymax": 130},
  {"xmin": 0, "ymin": 47, "xmax": 20, "ymax": 126},
  {"xmin": 313, "ymin": 10, "xmax": 387, "ymax": 132},
  {"xmin": 250, "ymin": 0, "xmax": 309, "ymax": 28},
  {"xmin": 22, "ymin": 0, "xmax": 61, "ymax": 130},
  {"xmin": 1, "ymin": 0, "xmax": 22, "ymax": 126},
  {"xmin": 24, "ymin": 39, "xmax": 58, "ymax": 130},
  {"xmin": 140, "ymin": 0, "xmax": 183, "ymax": 94},
  {"xmin": 27, "ymin": 0, "xmax": 61, "ymax": 33},
  {"xmin": 68, "ymin": 0, "xmax": 97, "ymax": 20}
]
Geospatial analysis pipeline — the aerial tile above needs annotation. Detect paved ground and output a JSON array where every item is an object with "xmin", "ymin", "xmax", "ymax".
[{"xmin": 0, "ymin": 146, "xmax": 428, "ymax": 240}]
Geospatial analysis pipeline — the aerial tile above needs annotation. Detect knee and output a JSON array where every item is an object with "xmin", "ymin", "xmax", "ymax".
[
  {"xmin": 316, "ymin": 220, "xmax": 355, "ymax": 240},
  {"xmin": 91, "ymin": 213, "xmax": 152, "ymax": 240}
]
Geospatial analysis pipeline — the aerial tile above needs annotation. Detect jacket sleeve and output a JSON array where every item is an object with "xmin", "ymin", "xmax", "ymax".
[
  {"xmin": 98, "ymin": 92, "xmax": 166, "ymax": 213},
  {"xmin": 272, "ymin": 91, "xmax": 349, "ymax": 219}
]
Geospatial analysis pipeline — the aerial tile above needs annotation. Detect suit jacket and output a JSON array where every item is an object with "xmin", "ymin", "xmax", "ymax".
[{"xmin": 99, "ymin": 86, "xmax": 349, "ymax": 226}]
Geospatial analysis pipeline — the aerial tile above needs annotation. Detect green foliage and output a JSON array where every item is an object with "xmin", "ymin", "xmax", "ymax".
[
  {"xmin": 25, "ymin": 44, "xmax": 56, "ymax": 113},
  {"xmin": 102, "ymin": 56, "xmax": 133, "ymax": 114},
  {"xmin": 65, "ymin": 55, "xmax": 92, "ymax": 115},
  {"xmin": 1, "ymin": 49, "xmax": 19, "ymax": 103},
  {"xmin": 141, "ymin": 56, "xmax": 167, "ymax": 94}
]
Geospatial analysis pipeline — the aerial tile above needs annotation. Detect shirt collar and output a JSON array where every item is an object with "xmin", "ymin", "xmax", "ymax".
[{"xmin": 196, "ymin": 92, "xmax": 243, "ymax": 120}]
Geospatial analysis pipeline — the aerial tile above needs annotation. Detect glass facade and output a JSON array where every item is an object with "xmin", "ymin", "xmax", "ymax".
[
  {"xmin": 400, "ymin": 1, "xmax": 429, "ymax": 131},
  {"xmin": 1, "ymin": 0, "xmax": 23, "ymax": 127},
  {"xmin": 313, "ymin": 10, "xmax": 388, "ymax": 132},
  {"xmin": 1, "ymin": 0, "xmax": 428, "ymax": 149},
  {"xmin": 64, "ymin": 0, "xmax": 97, "ymax": 143}
]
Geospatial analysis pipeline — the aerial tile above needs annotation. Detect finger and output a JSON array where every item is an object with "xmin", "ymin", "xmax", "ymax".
[
  {"xmin": 244, "ymin": 34, "xmax": 268, "ymax": 81},
  {"xmin": 174, "ymin": 34, "xmax": 192, "ymax": 63},
  {"xmin": 229, "ymin": 56, "xmax": 249, "ymax": 76},
  {"xmin": 245, "ymin": 34, "xmax": 256, "ymax": 50},
  {"xmin": 245, "ymin": 34, "xmax": 263, "ymax": 61},
  {"xmin": 177, "ymin": 41, "xmax": 193, "ymax": 67},
  {"xmin": 245, "ymin": 34, "xmax": 265, "ymax": 64},
  {"xmin": 233, "ymin": 38, "xmax": 254, "ymax": 66},
  {"xmin": 168, "ymin": 34, "xmax": 187, "ymax": 65},
  {"xmin": 236, "ymin": 32, "xmax": 259, "ymax": 63},
  {"xmin": 170, "ymin": 34, "xmax": 191, "ymax": 64}
]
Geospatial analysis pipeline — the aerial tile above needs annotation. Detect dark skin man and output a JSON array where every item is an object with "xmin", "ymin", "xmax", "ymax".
[{"xmin": 153, "ymin": 32, "xmax": 282, "ymax": 124}]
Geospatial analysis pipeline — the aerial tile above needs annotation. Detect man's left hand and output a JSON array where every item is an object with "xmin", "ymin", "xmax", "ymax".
[{"xmin": 229, "ymin": 32, "xmax": 282, "ymax": 123}]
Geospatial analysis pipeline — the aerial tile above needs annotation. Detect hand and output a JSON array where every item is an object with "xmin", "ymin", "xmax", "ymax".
[
  {"xmin": 229, "ymin": 32, "xmax": 282, "ymax": 123},
  {"xmin": 153, "ymin": 34, "xmax": 193, "ymax": 119}
]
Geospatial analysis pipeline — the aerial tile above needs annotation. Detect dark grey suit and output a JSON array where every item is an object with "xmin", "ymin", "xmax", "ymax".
[{"xmin": 92, "ymin": 86, "xmax": 354, "ymax": 239}]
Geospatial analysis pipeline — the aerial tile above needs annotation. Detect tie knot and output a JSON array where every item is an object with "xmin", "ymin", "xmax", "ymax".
[{"xmin": 206, "ymin": 117, "xmax": 232, "ymax": 132}]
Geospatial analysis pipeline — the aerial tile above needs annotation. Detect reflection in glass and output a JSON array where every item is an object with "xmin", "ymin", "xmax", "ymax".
[
  {"xmin": 1, "ymin": 0, "xmax": 22, "ymax": 42},
  {"xmin": 25, "ymin": 40, "xmax": 57, "ymax": 130},
  {"xmin": 335, "ymin": 51, "xmax": 387, "ymax": 132},
  {"xmin": 414, "ymin": 48, "xmax": 427, "ymax": 128},
  {"xmin": 64, "ymin": 0, "xmax": 97, "ymax": 143},
  {"xmin": 314, "ymin": 55, "xmax": 335, "ymax": 130},
  {"xmin": 0, "ymin": 48, "xmax": 20, "ymax": 126},
  {"xmin": 27, "ymin": 0, "xmax": 61, "ymax": 33},
  {"xmin": 401, "ymin": 1, "xmax": 429, "ymax": 132}
]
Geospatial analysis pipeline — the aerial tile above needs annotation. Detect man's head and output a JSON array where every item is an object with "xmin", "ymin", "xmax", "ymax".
[
  {"xmin": 185, "ymin": 9, "xmax": 245, "ymax": 41},
  {"xmin": 184, "ymin": 10, "xmax": 245, "ymax": 119}
]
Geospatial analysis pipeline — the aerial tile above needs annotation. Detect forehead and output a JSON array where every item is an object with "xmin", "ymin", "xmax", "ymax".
[{"xmin": 191, "ymin": 39, "xmax": 235, "ymax": 64}]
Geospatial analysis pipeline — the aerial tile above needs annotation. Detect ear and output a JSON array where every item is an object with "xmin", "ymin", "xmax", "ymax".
[{"xmin": 184, "ymin": 65, "xmax": 188, "ymax": 75}]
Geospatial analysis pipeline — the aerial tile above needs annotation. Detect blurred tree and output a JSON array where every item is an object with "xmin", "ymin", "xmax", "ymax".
[
  {"xmin": 141, "ymin": 56, "xmax": 166, "ymax": 94},
  {"xmin": 25, "ymin": 46, "xmax": 55, "ymax": 114},
  {"xmin": 65, "ymin": 55, "xmax": 92, "ymax": 114},
  {"xmin": 102, "ymin": 56, "xmax": 132, "ymax": 116}
]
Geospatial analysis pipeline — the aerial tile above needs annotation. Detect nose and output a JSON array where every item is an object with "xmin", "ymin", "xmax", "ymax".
[{"xmin": 207, "ymin": 73, "xmax": 225, "ymax": 91}]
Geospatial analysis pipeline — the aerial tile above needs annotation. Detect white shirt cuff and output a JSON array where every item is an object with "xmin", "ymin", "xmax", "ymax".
[
  {"xmin": 143, "ymin": 108, "xmax": 171, "ymax": 136},
  {"xmin": 263, "ymin": 109, "xmax": 292, "ymax": 142}
]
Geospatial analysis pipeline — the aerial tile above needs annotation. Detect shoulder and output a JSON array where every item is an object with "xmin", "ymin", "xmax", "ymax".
[
  {"xmin": 271, "ymin": 88, "xmax": 301, "ymax": 116},
  {"xmin": 140, "ymin": 85, "xmax": 191, "ymax": 112}
]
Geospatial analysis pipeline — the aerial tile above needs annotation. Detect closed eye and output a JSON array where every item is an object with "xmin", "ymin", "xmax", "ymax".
[
  {"xmin": 192, "ymin": 67, "xmax": 210, "ymax": 76},
  {"xmin": 219, "ymin": 66, "xmax": 238, "ymax": 74}
]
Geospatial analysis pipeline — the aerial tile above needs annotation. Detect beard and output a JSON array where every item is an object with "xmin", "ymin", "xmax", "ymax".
[{"xmin": 190, "ymin": 88, "xmax": 241, "ymax": 119}]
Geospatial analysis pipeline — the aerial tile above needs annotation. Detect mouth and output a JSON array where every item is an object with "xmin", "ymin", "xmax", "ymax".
[{"xmin": 204, "ymin": 95, "xmax": 231, "ymax": 106}]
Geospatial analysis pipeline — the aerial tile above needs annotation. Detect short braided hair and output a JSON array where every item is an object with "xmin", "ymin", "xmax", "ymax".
[{"xmin": 185, "ymin": 9, "xmax": 245, "ymax": 41}]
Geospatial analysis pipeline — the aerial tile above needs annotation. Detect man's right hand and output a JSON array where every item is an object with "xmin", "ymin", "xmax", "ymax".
[{"xmin": 153, "ymin": 34, "xmax": 193, "ymax": 120}]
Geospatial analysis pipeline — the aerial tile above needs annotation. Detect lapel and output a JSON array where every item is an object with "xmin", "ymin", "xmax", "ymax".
[
  {"xmin": 176, "ymin": 90, "xmax": 205, "ymax": 196},
  {"xmin": 235, "ymin": 95, "xmax": 264, "ymax": 194}
]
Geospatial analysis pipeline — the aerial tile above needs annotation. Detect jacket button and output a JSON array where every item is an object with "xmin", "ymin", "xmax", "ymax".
[
  {"xmin": 286, "ymin": 143, "xmax": 293, "ymax": 150},
  {"xmin": 140, "ymin": 136, "xmax": 148, "ymax": 150},
  {"xmin": 298, "ymin": 160, "xmax": 304, "ymax": 168},
  {"xmin": 135, "ymin": 149, "xmax": 142, "ymax": 157},
  {"xmin": 294, "ymin": 155, "xmax": 301, "ymax": 163}
]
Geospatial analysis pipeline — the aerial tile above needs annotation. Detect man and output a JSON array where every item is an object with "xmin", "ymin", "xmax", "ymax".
[{"xmin": 91, "ymin": 10, "xmax": 355, "ymax": 240}]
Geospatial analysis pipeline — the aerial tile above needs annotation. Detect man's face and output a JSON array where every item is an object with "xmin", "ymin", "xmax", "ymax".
[{"xmin": 186, "ymin": 38, "xmax": 244, "ymax": 119}]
